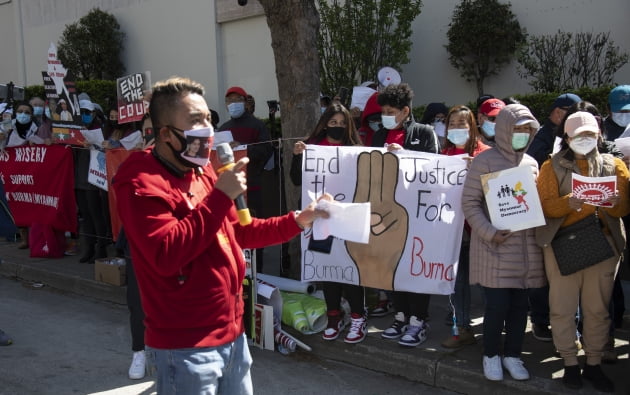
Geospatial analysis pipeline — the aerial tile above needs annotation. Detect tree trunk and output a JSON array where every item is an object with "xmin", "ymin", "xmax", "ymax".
[{"xmin": 259, "ymin": 0, "xmax": 320, "ymax": 278}]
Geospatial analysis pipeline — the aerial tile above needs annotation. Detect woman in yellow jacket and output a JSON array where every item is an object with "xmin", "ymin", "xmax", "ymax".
[{"xmin": 537, "ymin": 110, "xmax": 629, "ymax": 392}]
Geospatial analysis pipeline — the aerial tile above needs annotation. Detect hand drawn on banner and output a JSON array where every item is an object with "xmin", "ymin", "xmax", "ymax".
[
  {"xmin": 300, "ymin": 145, "xmax": 467, "ymax": 295},
  {"xmin": 345, "ymin": 151, "xmax": 408, "ymax": 288}
]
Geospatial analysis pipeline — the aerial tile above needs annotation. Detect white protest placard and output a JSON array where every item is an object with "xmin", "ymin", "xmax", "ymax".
[
  {"xmin": 614, "ymin": 137, "xmax": 630, "ymax": 157},
  {"xmin": 116, "ymin": 71, "xmax": 151, "ymax": 124},
  {"xmin": 300, "ymin": 145, "xmax": 468, "ymax": 295},
  {"xmin": 350, "ymin": 86, "xmax": 377, "ymax": 111},
  {"xmin": 480, "ymin": 165, "xmax": 545, "ymax": 232},
  {"xmin": 80, "ymin": 128, "xmax": 104, "ymax": 147},
  {"xmin": 87, "ymin": 149, "xmax": 107, "ymax": 191}
]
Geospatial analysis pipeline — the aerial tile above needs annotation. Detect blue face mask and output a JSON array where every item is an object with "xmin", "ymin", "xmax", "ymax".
[
  {"xmin": 33, "ymin": 106, "xmax": 44, "ymax": 116},
  {"xmin": 369, "ymin": 121, "xmax": 381, "ymax": 132},
  {"xmin": 45, "ymin": 107, "xmax": 51, "ymax": 119},
  {"xmin": 16, "ymin": 113, "xmax": 32, "ymax": 124},
  {"xmin": 82, "ymin": 113, "xmax": 94, "ymax": 125},
  {"xmin": 481, "ymin": 120, "xmax": 496, "ymax": 137},
  {"xmin": 446, "ymin": 128, "xmax": 469, "ymax": 146},
  {"xmin": 227, "ymin": 102, "xmax": 245, "ymax": 119}
]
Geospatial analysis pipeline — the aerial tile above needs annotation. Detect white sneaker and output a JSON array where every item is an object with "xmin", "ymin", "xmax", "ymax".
[
  {"xmin": 128, "ymin": 350, "xmax": 146, "ymax": 380},
  {"xmin": 483, "ymin": 355, "xmax": 503, "ymax": 381},
  {"xmin": 502, "ymin": 356, "xmax": 530, "ymax": 380}
]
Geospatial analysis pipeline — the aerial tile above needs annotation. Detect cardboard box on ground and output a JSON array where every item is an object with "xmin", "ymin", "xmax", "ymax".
[{"xmin": 94, "ymin": 258, "xmax": 126, "ymax": 286}]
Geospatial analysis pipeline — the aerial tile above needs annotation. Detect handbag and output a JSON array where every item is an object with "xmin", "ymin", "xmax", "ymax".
[{"xmin": 551, "ymin": 213, "xmax": 615, "ymax": 276}]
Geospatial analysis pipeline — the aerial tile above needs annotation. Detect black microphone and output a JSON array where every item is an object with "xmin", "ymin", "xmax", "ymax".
[{"xmin": 216, "ymin": 142, "xmax": 252, "ymax": 226}]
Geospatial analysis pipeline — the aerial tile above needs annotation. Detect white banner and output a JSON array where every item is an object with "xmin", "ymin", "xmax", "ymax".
[{"xmin": 300, "ymin": 145, "xmax": 468, "ymax": 295}]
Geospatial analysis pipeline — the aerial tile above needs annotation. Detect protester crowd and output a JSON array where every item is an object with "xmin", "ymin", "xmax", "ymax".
[{"xmin": 1, "ymin": 79, "xmax": 630, "ymax": 394}]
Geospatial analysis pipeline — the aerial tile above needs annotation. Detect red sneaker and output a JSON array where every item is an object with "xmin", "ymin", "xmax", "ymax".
[{"xmin": 344, "ymin": 313, "xmax": 367, "ymax": 344}]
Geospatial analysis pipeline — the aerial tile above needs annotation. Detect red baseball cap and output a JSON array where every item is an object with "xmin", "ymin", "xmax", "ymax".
[
  {"xmin": 480, "ymin": 98, "xmax": 506, "ymax": 117},
  {"xmin": 225, "ymin": 86, "xmax": 247, "ymax": 98}
]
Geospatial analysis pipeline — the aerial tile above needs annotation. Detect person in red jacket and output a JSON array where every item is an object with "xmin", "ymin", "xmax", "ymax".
[{"xmin": 113, "ymin": 77, "xmax": 329, "ymax": 395}]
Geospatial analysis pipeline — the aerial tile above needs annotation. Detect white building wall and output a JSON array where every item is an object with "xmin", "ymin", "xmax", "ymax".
[
  {"xmin": 403, "ymin": 0, "xmax": 630, "ymax": 107},
  {"xmin": 2, "ymin": 0, "xmax": 629, "ymax": 118}
]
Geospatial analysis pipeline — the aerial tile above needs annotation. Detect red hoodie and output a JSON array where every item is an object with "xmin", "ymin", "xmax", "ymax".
[
  {"xmin": 113, "ymin": 150, "xmax": 302, "ymax": 349},
  {"xmin": 357, "ymin": 92, "xmax": 381, "ymax": 146}
]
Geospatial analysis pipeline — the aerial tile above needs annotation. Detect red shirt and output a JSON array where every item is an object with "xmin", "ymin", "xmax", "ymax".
[
  {"xmin": 384, "ymin": 129, "xmax": 405, "ymax": 146},
  {"xmin": 114, "ymin": 150, "xmax": 302, "ymax": 349}
]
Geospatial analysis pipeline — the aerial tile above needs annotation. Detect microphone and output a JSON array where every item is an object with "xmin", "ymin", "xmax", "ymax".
[{"xmin": 216, "ymin": 142, "xmax": 252, "ymax": 226}]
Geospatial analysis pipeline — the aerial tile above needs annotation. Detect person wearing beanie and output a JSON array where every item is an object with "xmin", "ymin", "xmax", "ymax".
[
  {"xmin": 603, "ymin": 85, "xmax": 630, "ymax": 141},
  {"xmin": 420, "ymin": 102, "xmax": 449, "ymax": 148},
  {"xmin": 527, "ymin": 93, "xmax": 581, "ymax": 168}
]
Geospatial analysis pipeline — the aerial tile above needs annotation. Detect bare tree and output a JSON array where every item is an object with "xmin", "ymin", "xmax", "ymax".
[
  {"xmin": 258, "ymin": 0, "xmax": 321, "ymax": 275},
  {"xmin": 517, "ymin": 31, "xmax": 629, "ymax": 92}
]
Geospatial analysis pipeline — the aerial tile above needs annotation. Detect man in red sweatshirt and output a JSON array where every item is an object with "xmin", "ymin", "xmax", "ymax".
[{"xmin": 113, "ymin": 76, "xmax": 328, "ymax": 395}]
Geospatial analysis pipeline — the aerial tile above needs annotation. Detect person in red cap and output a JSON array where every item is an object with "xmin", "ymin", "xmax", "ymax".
[
  {"xmin": 218, "ymin": 86, "xmax": 273, "ymax": 271},
  {"xmin": 477, "ymin": 98, "xmax": 506, "ymax": 147}
]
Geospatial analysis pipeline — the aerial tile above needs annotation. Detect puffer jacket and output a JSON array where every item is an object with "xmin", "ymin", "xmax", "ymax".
[{"xmin": 462, "ymin": 104, "xmax": 546, "ymax": 289}]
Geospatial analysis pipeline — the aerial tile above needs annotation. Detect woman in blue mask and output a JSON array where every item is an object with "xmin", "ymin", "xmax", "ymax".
[
  {"xmin": 74, "ymin": 98, "xmax": 110, "ymax": 264},
  {"xmin": 6, "ymin": 102, "xmax": 38, "ymax": 148},
  {"xmin": 5, "ymin": 102, "xmax": 38, "ymax": 249}
]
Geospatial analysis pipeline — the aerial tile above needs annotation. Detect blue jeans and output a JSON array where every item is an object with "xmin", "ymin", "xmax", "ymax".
[
  {"xmin": 146, "ymin": 333, "xmax": 253, "ymax": 395},
  {"xmin": 452, "ymin": 241, "xmax": 471, "ymax": 328},
  {"xmin": 482, "ymin": 287, "xmax": 529, "ymax": 358}
]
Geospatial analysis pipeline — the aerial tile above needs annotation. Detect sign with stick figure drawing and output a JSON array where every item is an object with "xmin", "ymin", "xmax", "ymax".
[
  {"xmin": 299, "ymin": 145, "xmax": 468, "ymax": 294},
  {"xmin": 480, "ymin": 166, "xmax": 545, "ymax": 232}
]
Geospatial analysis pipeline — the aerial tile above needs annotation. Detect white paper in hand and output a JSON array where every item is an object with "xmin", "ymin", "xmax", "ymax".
[
  {"xmin": 80, "ymin": 128, "xmax": 105, "ymax": 147},
  {"xmin": 312, "ymin": 200, "xmax": 370, "ymax": 244},
  {"xmin": 119, "ymin": 130, "xmax": 142, "ymax": 150}
]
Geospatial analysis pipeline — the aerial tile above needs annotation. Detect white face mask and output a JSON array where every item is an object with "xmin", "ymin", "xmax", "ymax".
[
  {"xmin": 446, "ymin": 128, "xmax": 469, "ymax": 146},
  {"xmin": 179, "ymin": 127, "xmax": 214, "ymax": 167},
  {"xmin": 612, "ymin": 112, "xmax": 630, "ymax": 128},
  {"xmin": 433, "ymin": 121, "xmax": 446, "ymax": 137},
  {"xmin": 569, "ymin": 136, "xmax": 598, "ymax": 155},
  {"xmin": 381, "ymin": 115, "xmax": 399, "ymax": 130}
]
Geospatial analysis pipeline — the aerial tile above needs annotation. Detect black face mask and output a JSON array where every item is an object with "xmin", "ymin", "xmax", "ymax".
[
  {"xmin": 326, "ymin": 126, "xmax": 345, "ymax": 141},
  {"xmin": 165, "ymin": 127, "xmax": 198, "ymax": 168}
]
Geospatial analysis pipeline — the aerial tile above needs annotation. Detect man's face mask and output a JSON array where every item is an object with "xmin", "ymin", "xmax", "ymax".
[
  {"xmin": 612, "ymin": 112, "xmax": 630, "ymax": 128},
  {"xmin": 33, "ymin": 106, "xmax": 44, "ymax": 117},
  {"xmin": 481, "ymin": 120, "xmax": 496, "ymax": 137},
  {"xmin": 227, "ymin": 102, "xmax": 245, "ymax": 119},
  {"xmin": 168, "ymin": 126, "xmax": 214, "ymax": 168}
]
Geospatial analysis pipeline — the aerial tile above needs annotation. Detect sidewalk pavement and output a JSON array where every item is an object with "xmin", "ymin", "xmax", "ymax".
[{"xmin": 0, "ymin": 239, "xmax": 628, "ymax": 394}]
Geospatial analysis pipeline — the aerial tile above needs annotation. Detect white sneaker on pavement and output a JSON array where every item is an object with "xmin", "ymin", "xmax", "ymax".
[
  {"xmin": 502, "ymin": 356, "xmax": 530, "ymax": 380},
  {"xmin": 128, "ymin": 350, "xmax": 146, "ymax": 380},
  {"xmin": 483, "ymin": 355, "xmax": 503, "ymax": 381}
]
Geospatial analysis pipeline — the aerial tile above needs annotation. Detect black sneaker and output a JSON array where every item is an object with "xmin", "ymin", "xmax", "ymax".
[
  {"xmin": 532, "ymin": 323, "xmax": 552, "ymax": 342},
  {"xmin": 562, "ymin": 365, "xmax": 582, "ymax": 390},
  {"xmin": 381, "ymin": 312, "xmax": 408, "ymax": 339},
  {"xmin": 582, "ymin": 364, "xmax": 614, "ymax": 393}
]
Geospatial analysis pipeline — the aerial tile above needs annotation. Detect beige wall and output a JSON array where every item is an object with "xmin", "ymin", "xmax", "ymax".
[{"xmin": 3, "ymin": 0, "xmax": 630, "ymax": 118}]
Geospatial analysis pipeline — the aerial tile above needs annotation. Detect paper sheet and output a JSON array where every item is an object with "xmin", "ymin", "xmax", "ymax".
[
  {"xmin": 119, "ymin": 130, "xmax": 142, "ymax": 150},
  {"xmin": 80, "ymin": 128, "xmax": 104, "ymax": 147},
  {"xmin": 350, "ymin": 86, "xmax": 377, "ymax": 111},
  {"xmin": 311, "ymin": 200, "xmax": 370, "ymax": 244},
  {"xmin": 614, "ymin": 136, "xmax": 630, "ymax": 157}
]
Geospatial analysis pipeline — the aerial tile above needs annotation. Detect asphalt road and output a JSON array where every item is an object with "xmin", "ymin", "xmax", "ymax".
[{"xmin": 0, "ymin": 276, "xmax": 457, "ymax": 395}]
